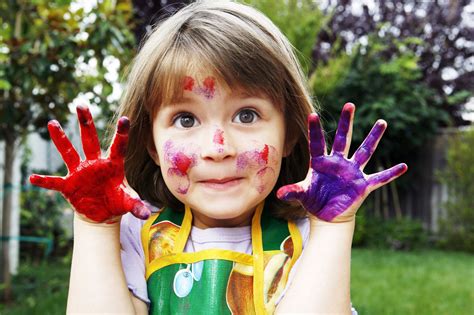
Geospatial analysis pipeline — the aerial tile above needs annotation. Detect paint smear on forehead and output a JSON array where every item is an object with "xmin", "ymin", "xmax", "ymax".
[{"xmin": 182, "ymin": 75, "xmax": 216, "ymax": 99}]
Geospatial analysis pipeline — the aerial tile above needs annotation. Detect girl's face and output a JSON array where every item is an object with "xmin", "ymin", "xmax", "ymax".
[{"xmin": 150, "ymin": 75, "xmax": 286, "ymax": 228}]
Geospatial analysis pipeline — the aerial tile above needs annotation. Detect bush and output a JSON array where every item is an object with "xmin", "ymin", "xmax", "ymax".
[
  {"xmin": 354, "ymin": 209, "xmax": 429, "ymax": 250},
  {"xmin": 437, "ymin": 128, "xmax": 474, "ymax": 253},
  {"xmin": 20, "ymin": 168, "xmax": 72, "ymax": 260}
]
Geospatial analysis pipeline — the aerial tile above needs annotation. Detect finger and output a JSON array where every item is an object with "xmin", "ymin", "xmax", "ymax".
[
  {"xmin": 352, "ymin": 120, "xmax": 387, "ymax": 169},
  {"xmin": 47, "ymin": 120, "xmax": 81, "ymax": 171},
  {"xmin": 276, "ymin": 184, "xmax": 306, "ymax": 203},
  {"xmin": 30, "ymin": 174, "xmax": 65, "ymax": 191},
  {"xmin": 331, "ymin": 103, "xmax": 355, "ymax": 156},
  {"xmin": 109, "ymin": 117, "xmax": 130, "ymax": 161},
  {"xmin": 308, "ymin": 113, "xmax": 326, "ymax": 159},
  {"xmin": 129, "ymin": 200, "xmax": 151, "ymax": 220},
  {"xmin": 367, "ymin": 163, "xmax": 408, "ymax": 190},
  {"xmin": 77, "ymin": 105, "xmax": 101, "ymax": 160}
]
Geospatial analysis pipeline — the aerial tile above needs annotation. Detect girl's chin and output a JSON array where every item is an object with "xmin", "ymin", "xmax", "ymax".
[{"xmin": 190, "ymin": 206, "xmax": 257, "ymax": 228}]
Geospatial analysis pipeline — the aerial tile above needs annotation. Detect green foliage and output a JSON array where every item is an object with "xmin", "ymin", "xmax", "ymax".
[
  {"xmin": 242, "ymin": 0, "xmax": 328, "ymax": 74},
  {"xmin": 354, "ymin": 210, "xmax": 428, "ymax": 250},
  {"xmin": 437, "ymin": 128, "xmax": 474, "ymax": 252},
  {"xmin": 0, "ymin": 0, "xmax": 135, "ymax": 140},
  {"xmin": 311, "ymin": 35, "xmax": 449, "ymax": 172},
  {"xmin": 0, "ymin": 258, "xmax": 70, "ymax": 314},
  {"xmin": 20, "ymin": 183, "xmax": 71, "ymax": 260}
]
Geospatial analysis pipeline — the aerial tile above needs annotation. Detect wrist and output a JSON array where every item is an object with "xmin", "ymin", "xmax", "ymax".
[
  {"xmin": 74, "ymin": 213, "xmax": 121, "ymax": 229},
  {"xmin": 309, "ymin": 214, "xmax": 356, "ymax": 229}
]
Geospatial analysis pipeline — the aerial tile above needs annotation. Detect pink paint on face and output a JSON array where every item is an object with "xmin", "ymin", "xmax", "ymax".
[
  {"xmin": 213, "ymin": 129, "xmax": 224, "ymax": 145},
  {"xmin": 163, "ymin": 140, "xmax": 197, "ymax": 194},
  {"xmin": 183, "ymin": 76, "xmax": 216, "ymax": 99},
  {"xmin": 183, "ymin": 76, "xmax": 195, "ymax": 91},
  {"xmin": 201, "ymin": 76, "xmax": 216, "ymax": 99},
  {"xmin": 236, "ymin": 144, "xmax": 278, "ymax": 193}
]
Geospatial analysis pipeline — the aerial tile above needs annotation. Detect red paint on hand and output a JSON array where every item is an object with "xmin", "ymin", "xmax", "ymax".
[{"xmin": 29, "ymin": 106, "xmax": 151, "ymax": 223}]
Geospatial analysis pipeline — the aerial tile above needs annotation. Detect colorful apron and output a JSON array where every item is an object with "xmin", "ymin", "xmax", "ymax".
[{"xmin": 141, "ymin": 202, "xmax": 303, "ymax": 314}]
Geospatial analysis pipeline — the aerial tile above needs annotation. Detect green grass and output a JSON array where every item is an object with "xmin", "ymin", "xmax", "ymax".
[
  {"xmin": 0, "ymin": 249, "xmax": 472, "ymax": 314},
  {"xmin": 351, "ymin": 248, "xmax": 474, "ymax": 315},
  {"xmin": 0, "ymin": 258, "xmax": 69, "ymax": 315}
]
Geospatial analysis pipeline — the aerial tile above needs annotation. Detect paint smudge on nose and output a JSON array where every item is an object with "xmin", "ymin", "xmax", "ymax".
[
  {"xmin": 213, "ymin": 129, "xmax": 224, "ymax": 145},
  {"xmin": 183, "ymin": 76, "xmax": 195, "ymax": 91}
]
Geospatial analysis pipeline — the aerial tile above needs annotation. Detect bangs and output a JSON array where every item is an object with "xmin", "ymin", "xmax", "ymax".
[{"xmin": 146, "ymin": 17, "xmax": 288, "ymax": 115}]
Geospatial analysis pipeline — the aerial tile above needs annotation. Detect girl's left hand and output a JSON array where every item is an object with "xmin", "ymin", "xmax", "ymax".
[{"xmin": 277, "ymin": 103, "xmax": 407, "ymax": 222}]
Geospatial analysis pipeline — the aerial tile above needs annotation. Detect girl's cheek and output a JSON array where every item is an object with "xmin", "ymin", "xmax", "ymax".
[
  {"xmin": 162, "ymin": 140, "xmax": 198, "ymax": 194},
  {"xmin": 236, "ymin": 143, "xmax": 280, "ymax": 193}
]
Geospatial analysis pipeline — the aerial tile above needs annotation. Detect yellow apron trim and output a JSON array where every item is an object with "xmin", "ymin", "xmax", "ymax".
[
  {"xmin": 141, "ymin": 211, "xmax": 161, "ymax": 266},
  {"xmin": 251, "ymin": 202, "xmax": 265, "ymax": 315},
  {"xmin": 173, "ymin": 205, "xmax": 192, "ymax": 254},
  {"xmin": 146, "ymin": 249, "xmax": 254, "ymax": 279},
  {"xmin": 288, "ymin": 220, "xmax": 303, "ymax": 269}
]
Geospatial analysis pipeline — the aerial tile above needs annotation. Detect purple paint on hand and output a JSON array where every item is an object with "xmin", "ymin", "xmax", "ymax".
[{"xmin": 277, "ymin": 104, "xmax": 408, "ymax": 222}]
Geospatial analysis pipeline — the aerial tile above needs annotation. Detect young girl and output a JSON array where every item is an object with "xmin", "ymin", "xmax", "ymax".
[{"xmin": 30, "ymin": 1, "xmax": 407, "ymax": 314}]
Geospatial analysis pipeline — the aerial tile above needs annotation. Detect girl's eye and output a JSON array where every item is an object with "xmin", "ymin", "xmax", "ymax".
[
  {"xmin": 173, "ymin": 113, "xmax": 199, "ymax": 128},
  {"xmin": 234, "ymin": 109, "xmax": 259, "ymax": 124}
]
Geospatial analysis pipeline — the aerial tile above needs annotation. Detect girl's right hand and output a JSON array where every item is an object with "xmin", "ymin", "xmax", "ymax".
[{"xmin": 30, "ymin": 105, "xmax": 151, "ymax": 223}]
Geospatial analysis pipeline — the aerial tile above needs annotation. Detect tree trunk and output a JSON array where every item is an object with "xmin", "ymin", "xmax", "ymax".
[{"xmin": 1, "ymin": 132, "xmax": 19, "ymax": 302}]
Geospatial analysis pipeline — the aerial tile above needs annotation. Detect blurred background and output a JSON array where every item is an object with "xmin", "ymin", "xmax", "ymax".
[{"xmin": 0, "ymin": 0, "xmax": 472, "ymax": 314}]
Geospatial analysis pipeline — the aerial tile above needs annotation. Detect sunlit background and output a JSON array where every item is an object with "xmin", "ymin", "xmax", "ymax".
[{"xmin": 0, "ymin": 0, "xmax": 473, "ymax": 314}]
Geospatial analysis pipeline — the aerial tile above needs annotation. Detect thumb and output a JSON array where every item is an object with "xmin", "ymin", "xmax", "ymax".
[{"xmin": 276, "ymin": 183, "xmax": 306, "ymax": 203}]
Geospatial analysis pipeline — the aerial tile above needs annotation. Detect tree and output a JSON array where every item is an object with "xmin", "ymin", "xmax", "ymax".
[
  {"xmin": 313, "ymin": 0, "xmax": 473, "ymax": 126},
  {"xmin": 131, "ymin": 0, "xmax": 192, "ymax": 44},
  {"xmin": 0, "ymin": 0, "xmax": 135, "ymax": 301}
]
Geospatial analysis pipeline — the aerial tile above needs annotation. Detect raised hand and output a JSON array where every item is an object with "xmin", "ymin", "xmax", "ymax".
[
  {"xmin": 277, "ymin": 103, "xmax": 407, "ymax": 222},
  {"xmin": 30, "ymin": 105, "xmax": 151, "ymax": 223}
]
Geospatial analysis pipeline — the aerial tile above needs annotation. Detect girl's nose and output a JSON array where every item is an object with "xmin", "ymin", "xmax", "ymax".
[{"xmin": 200, "ymin": 127, "xmax": 237, "ymax": 161}]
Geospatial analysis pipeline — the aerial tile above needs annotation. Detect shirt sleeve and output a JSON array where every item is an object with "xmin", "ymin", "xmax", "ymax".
[{"xmin": 120, "ymin": 212, "xmax": 150, "ymax": 306}]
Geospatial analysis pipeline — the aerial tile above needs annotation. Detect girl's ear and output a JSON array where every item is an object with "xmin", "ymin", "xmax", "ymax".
[{"xmin": 147, "ymin": 139, "xmax": 160, "ymax": 166}]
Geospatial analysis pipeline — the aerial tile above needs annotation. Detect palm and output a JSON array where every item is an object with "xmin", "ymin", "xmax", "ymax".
[
  {"xmin": 30, "ymin": 105, "xmax": 150, "ymax": 223},
  {"xmin": 277, "ymin": 103, "xmax": 407, "ymax": 222}
]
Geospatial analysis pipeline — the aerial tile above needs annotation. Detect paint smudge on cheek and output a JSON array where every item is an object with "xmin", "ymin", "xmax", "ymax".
[
  {"xmin": 163, "ymin": 140, "xmax": 197, "ymax": 194},
  {"xmin": 236, "ymin": 144, "xmax": 279, "ymax": 193}
]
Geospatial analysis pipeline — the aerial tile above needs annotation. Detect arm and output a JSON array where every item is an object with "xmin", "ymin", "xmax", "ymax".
[
  {"xmin": 30, "ymin": 105, "xmax": 151, "ymax": 313},
  {"xmin": 276, "ymin": 218, "xmax": 355, "ymax": 314},
  {"xmin": 276, "ymin": 103, "xmax": 407, "ymax": 313},
  {"xmin": 67, "ymin": 217, "xmax": 136, "ymax": 313}
]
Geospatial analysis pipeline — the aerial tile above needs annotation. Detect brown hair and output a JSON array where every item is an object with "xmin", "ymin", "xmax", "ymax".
[{"xmin": 115, "ymin": 0, "xmax": 315, "ymax": 220}]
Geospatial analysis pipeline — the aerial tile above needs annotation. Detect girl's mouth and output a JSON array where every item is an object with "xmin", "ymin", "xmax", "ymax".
[{"xmin": 199, "ymin": 177, "xmax": 244, "ymax": 190}]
